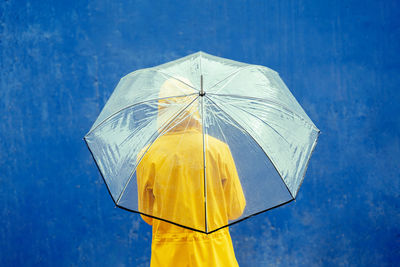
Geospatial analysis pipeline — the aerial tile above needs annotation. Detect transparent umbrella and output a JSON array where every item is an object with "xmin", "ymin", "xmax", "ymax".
[{"xmin": 84, "ymin": 51, "xmax": 320, "ymax": 234}]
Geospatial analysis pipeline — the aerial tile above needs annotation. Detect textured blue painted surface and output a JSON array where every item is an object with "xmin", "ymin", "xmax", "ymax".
[{"xmin": 1, "ymin": 1, "xmax": 399, "ymax": 266}]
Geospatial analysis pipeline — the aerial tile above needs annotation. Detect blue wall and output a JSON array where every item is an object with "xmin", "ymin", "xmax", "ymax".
[{"xmin": 1, "ymin": 1, "xmax": 399, "ymax": 266}]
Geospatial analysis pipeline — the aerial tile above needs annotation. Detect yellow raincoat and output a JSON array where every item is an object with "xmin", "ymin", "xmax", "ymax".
[{"xmin": 137, "ymin": 78, "xmax": 246, "ymax": 267}]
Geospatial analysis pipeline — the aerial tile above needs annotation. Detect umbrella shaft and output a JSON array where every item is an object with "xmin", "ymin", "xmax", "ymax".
[{"xmin": 200, "ymin": 75, "xmax": 205, "ymax": 96}]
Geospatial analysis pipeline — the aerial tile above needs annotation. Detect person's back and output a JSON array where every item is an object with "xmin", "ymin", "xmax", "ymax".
[
  {"xmin": 137, "ymin": 126, "xmax": 246, "ymax": 267},
  {"xmin": 136, "ymin": 77, "xmax": 246, "ymax": 266}
]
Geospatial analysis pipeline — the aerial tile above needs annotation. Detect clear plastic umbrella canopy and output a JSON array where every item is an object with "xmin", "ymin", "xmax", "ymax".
[{"xmin": 84, "ymin": 51, "xmax": 320, "ymax": 234}]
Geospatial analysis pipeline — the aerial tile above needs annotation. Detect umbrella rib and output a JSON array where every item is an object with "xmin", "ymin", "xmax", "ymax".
[
  {"xmin": 116, "ymin": 96, "xmax": 200, "ymax": 205},
  {"xmin": 294, "ymin": 130, "xmax": 320, "ymax": 197},
  {"xmin": 205, "ymin": 95, "xmax": 295, "ymax": 200},
  {"xmin": 120, "ymin": 68, "xmax": 199, "ymax": 92},
  {"xmin": 207, "ymin": 93, "xmax": 317, "ymax": 130},
  {"xmin": 83, "ymin": 137, "xmax": 118, "ymax": 204},
  {"xmin": 85, "ymin": 93, "xmax": 198, "ymax": 137},
  {"xmin": 153, "ymin": 69, "xmax": 200, "ymax": 91},
  {"xmin": 218, "ymin": 100, "xmax": 292, "ymax": 146},
  {"xmin": 205, "ymin": 65, "xmax": 256, "ymax": 92}
]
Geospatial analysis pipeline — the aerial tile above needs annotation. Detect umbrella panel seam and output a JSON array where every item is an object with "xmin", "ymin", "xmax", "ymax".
[
  {"xmin": 85, "ymin": 93, "xmax": 198, "ymax": 137},
  {"xmin": 205, "ymin": 65, "xmax": 256, "ymax": 92},
  {"xmin": 294, "ymin": 130, "xmax": 321, "ymax": 197},
  {"xmin": 84, "ymin": 137, "xmax": 118, "ymax": 204},
  {"xmin": 122, "ymin": 68, "xmax": 199, "ymax": 92},
  {"xmin": 223, "ymin": 99, "xmax": 293, "ymax": 146},
  {"xmin": 204, "ymin": 95, "xmax": 295, "ymax": 199},
  {"xmin": 116, "ymin": 96, "xmax": 200, "ymax": 205},
  {"xmin": 208, "ymin": 93, "xmax": 318, "ymax": 131},
  {"xmin": 154, "ymin": 69, "xmax": 200, "ymax": 92}
]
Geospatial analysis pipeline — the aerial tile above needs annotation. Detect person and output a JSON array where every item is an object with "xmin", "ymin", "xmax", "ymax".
[{"xmin": 136, "ymin": 77, "xmax": 246, "ymax": 267}]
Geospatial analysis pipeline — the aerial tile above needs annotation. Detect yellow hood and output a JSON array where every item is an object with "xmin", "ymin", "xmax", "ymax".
[{"xmin": 157, "ymin": 77, "xmax": 201, "ymax": 133}]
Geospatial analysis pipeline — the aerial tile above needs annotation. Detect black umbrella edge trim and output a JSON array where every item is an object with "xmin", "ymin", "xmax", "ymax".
[
  {"xmin": 116, "ymin": 205, "xmax": 207, "ymax": 234},
  {"xmin": 206, "ymin": 198, "xmax": 295, "ymax": 234},
  {"xmin": 83, "ymin": 138, "xmax": 296, "ymax": 235},
  {"xmin": 116, "ymin": 199, "xmax": 295, "ymax": 235}
]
